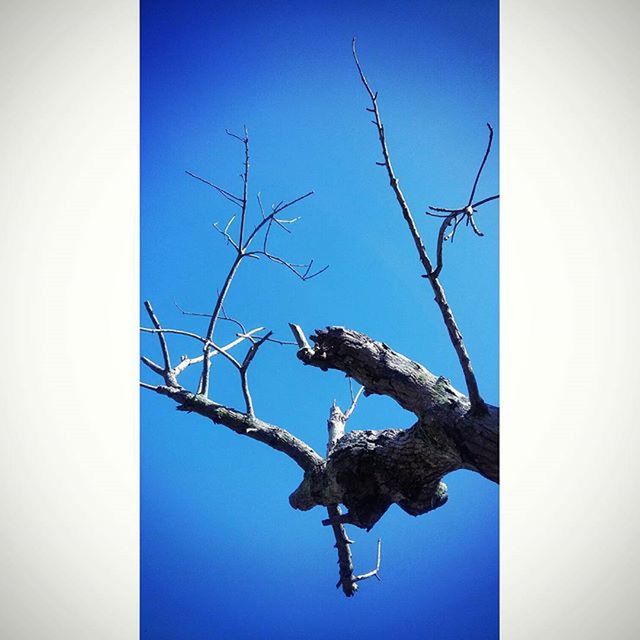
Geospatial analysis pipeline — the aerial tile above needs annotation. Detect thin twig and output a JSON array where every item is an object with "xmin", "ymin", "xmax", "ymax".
[
  {"xmin": 143, "ymin": 301, "xmax": 172, "ymax": 372},
  {"xmin": 426, "ymin": 123, "xmax": 498, "ymax": 281},
  {"xmin": 344, "ymin": 385, "xmax": 364, "ymax": 420},
  {"xmin": 467, "ymin": 123, "xmax": 494, "ymax": 206},
  {"xmin": 354, "ymin": 539, "xmax": 382, "ymax": 583},
  {"xmin": 238, "ymin": 127, "xmax": 249, "ymax": 248},
  {"xmin": 185, "ymin": 170, "xmax": 243, "ymax": 208},
  {"xmin": 140, "ymin": 355, "xmax": 164, "ymax": 375},
  {"xmin": 239, "ymin": 331, "xmax": 273, "ymax": 416},
  {"xmin": 212, "ymin": 217, "xmax": 240, "ymax": 252},
  {"xmin": 141, "ymin": 326, "xmax": 243, "ymax": 370},
  {"xmin": 172, "ymin": 327, "xmax": 264, "ymax": 376}
]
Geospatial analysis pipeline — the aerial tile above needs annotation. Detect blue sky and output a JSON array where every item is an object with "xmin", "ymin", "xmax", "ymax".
[{"xmin": 141, "ymin": 1, "xmax": 498, "ymax": 638}]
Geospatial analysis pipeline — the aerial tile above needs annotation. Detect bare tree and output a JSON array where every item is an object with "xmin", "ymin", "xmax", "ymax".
[{"xmin": 141, "ymin": 41, "xmax": 499, "ymax": 597}]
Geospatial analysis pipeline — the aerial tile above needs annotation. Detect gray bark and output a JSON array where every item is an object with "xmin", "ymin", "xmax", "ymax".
[
  {"xmin": 287, "ymin": 327, "xmax": 498, "ymax": 531},
  {"xmin": 149, "ymin": 325, "xmax": 498, "ymax": 533}
]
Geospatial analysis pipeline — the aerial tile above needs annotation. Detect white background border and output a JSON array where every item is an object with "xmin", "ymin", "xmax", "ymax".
[{"xmin": 1, "ymin": 1, "xmax": 638, "ymax": 637}]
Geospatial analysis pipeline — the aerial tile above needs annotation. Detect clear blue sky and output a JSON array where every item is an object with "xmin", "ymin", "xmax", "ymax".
[{"xmin": 141, "ymin": 1, "xmax": 498, "ymax": 638}]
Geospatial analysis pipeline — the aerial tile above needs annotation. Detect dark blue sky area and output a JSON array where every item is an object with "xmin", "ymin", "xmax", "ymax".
[{"xmin": 142, "ymin": 1, "xmax": 498, "ymax": 638}]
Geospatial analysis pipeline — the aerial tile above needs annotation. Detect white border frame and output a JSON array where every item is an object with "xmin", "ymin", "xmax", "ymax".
[{"xmin": 1, "ymin": 1, "xmax": 639, "ymax": 637}]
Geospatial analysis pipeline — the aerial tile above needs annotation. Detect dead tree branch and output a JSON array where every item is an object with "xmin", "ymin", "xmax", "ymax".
[
  {"xmin": 426, "ymin": 123, "xmax": 499, "ymax": 280},
  {"xmin": 323, "ymin": 390, "xmax": 382, "ymax": 597},
  {"xmin": 147, "ymin": 385, "xmax": 323, "ymax": 472},
  {"xmin": 290, "ymin": 325, "xmax": 498, "ymax": 483},
  {"xmin": 351, "ymin": 39, "xmax": 488, "ymax": 416},
  {"xmin": 143, "ymin": 50, "xmax": 499, "ymax": 598},
  {"xmin": 184, "ymin": 132, "xmax": 325, "ymax": 398}
]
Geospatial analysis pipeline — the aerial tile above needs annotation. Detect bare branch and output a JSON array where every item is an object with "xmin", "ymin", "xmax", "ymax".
[
  {"xmin": 200, "ymin": 254, "xmax": 243, "ymax": 396},
  {"xmin": 242, "ymin": 190, "xmax": 314, "ymax": 251},
  {"xmin": 249, "ymin": 250, "xmax": 329, "ymax": 281},
  {"xmin": 325, "ymin": 396, "xmax": 380, "ymax": 597},
  {"xmin": 143, "ymin": 300, "xmax": 172, "ymax": 373},
  {"xmin": 212, "ymin": 217, "xmax": 240, "ymax": 252},
  {"xmin": 256, "ymin": 192, "xmax": 265, "ymax": 218},
  {"xmin": 298, "ymin": 326, "xmax": 469, "ymax": 419},
  {"xmin": 172, "ymin": 327, "xmax": 264, "ymax": 376},
  {"xmin": 146, "ymin": 385, "xmax": 323, "ymax": 473},
  {"xmin": 225, "ymin": 127, "xmax": 246, "ymax": 143},
  {"xmin": 141, "ymin": 325, "xmax": 248, "ymax": 373},
  {"xmin": 220, "ymin": 305, "xmax": 248, "ymax": 335},
  {"xmin": 272, "ymin": 191, "xmax": 314, "ymax": 215},
  {"xmin": 288, "ymin": 323, "xmax": 311, "ymax": 351},
  {"xmin": 471, "ymin": 194, "xmax": 499, "ymax": 208},
  {"xmin": 140, "ymin": 355, "xmax": 164, "ymax": 376},
  {"xmin": 352, "ymin": 39, "xmax": 487, "ymax": 415},
  {"xmin": 426, "ymin": 126, "xmax": 497, "ymax": 279},
  {"xmin": 141, "ymin": 326, "xmax": 209, "ymax": 344},
  {"xmin": 467, "ymin": 123, "xmax": 494, "ymax": 206},
  {"xmin": 238, "ymin": 126, "xmax": 249, "ymax": 248},
  {"xmin": 241, "ymin": 331, "xmax": 273, "ymax": 370},
  {"xmin": 185, "ymin": 170, "xmax": 243, "ymax": 208},
  {"xmin": 354, "ymin": 539, "xmax": 382, "ymax": 583},
  {"xmin": 239, "ymin": 331, "xmax": 273, "ymax": 417},
  {"xmin": 344, "ymin": 385, "xmax": 364, "ymax": 421},
  {"xmin": 174, "ymin": 300, "xmax": 249, "ymax": 336},
  {"xmin": 327, "ymin": 504, "xmax": 358, "ymax": 597},
  {"xmin": 468, "ymin": 209, "xmax": 484, "ymax": 237},
  {"xmin": 327, "ymin": 401, "xmax": 347, "ymax": 455}
]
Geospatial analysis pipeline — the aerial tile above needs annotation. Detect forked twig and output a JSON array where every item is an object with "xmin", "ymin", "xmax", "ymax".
[{"xmin": 426, "ymin": 123, "xmax": 499, "ymax": 280}]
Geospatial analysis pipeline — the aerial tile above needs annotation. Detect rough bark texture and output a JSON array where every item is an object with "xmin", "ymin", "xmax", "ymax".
[
  {"xmin": 287, "ymin": 327, "xmax": 498, "ymax": 531},
  {"xmin": 147, "ymin": 326, "xmax": 498, "ymax": 536},
  {"xmin": 142, "ymin": 75, "xmax": 499, "ymax": 594},
  {"xmin": 152, "ymin": 385, "xmax": 323, "ymax": 472}
]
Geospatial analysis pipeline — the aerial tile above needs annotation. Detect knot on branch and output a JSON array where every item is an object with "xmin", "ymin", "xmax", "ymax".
[{"xmin": 290, "ymin": 427, "xmax": 459, "ymax": 530}]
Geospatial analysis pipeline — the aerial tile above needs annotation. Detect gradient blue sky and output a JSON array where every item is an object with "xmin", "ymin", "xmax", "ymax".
[{"xmin": 141, "ymin": 1, "xmax": 498, "ymax": 638}]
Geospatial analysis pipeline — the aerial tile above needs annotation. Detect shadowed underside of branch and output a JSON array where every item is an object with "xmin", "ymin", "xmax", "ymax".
[{"xmin": 288, "ymin": 326, "xmax": 498, "ymax": 535}]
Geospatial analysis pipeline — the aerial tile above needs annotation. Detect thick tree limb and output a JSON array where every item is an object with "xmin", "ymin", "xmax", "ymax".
[
  {"xmin": 290, "ymin": 325, "xmax": 499, "ymax": 483},
  {"xmin": 293, "ymin": 325, "xmax": 468, "ymax": 419}
]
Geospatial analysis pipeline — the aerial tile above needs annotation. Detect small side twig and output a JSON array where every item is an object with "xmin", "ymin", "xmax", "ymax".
[
  {"xmin": 354, "ymin": 538, "xmax": 382, "ymax": 583},
  {"xmin": 426, "ymin": 123, "xmax": 499, "ymax": 281},
  {"xmin": 239, "ymin": 331, "xmax": 273, "ymax": 417}
]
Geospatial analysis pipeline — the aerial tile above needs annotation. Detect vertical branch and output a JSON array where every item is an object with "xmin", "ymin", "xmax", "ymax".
[
  {"xmin": 238, "ymin": 127, "xmax": 250, "ymax": 248},
  {"xmin": 143, "ymin": 300, "xmax": 172, "ymax": 373},
  {"xmin": 199, "ymin": 254, "xmax": 243, "ymax": 396},
  {"xmin": 467, "ymin": 123, "xmax": 494, "ymax": 207},
  {"xmin": 352, "ymin": 39, "xmax": 487, "ymax": 415},
  {"xmin": 238, "ymin": 331, "xmax": 272, "ymax": 417},
  {"xmin": 327, "ymin": 402, "xmax": 346, "ymax": 455},
  {"xmin": 328, "ymin": 504, "xmax": 358, "ymax": 597},
  {"xmin": 324, "ymin": 392, "xmax": 380, "ymax": 597}
]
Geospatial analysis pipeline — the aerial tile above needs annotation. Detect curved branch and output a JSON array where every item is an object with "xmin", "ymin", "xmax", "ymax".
[
  {"xmin": 293, "ymin": 325, "xmax": 468, "ymax": 419},
  {"xmin": 146, "ymin": 385, "xmax": 323, "ymax": 473},
  {"xmin": 467, "ymin": 123, "xmax": 494, "ymax": 206}
]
